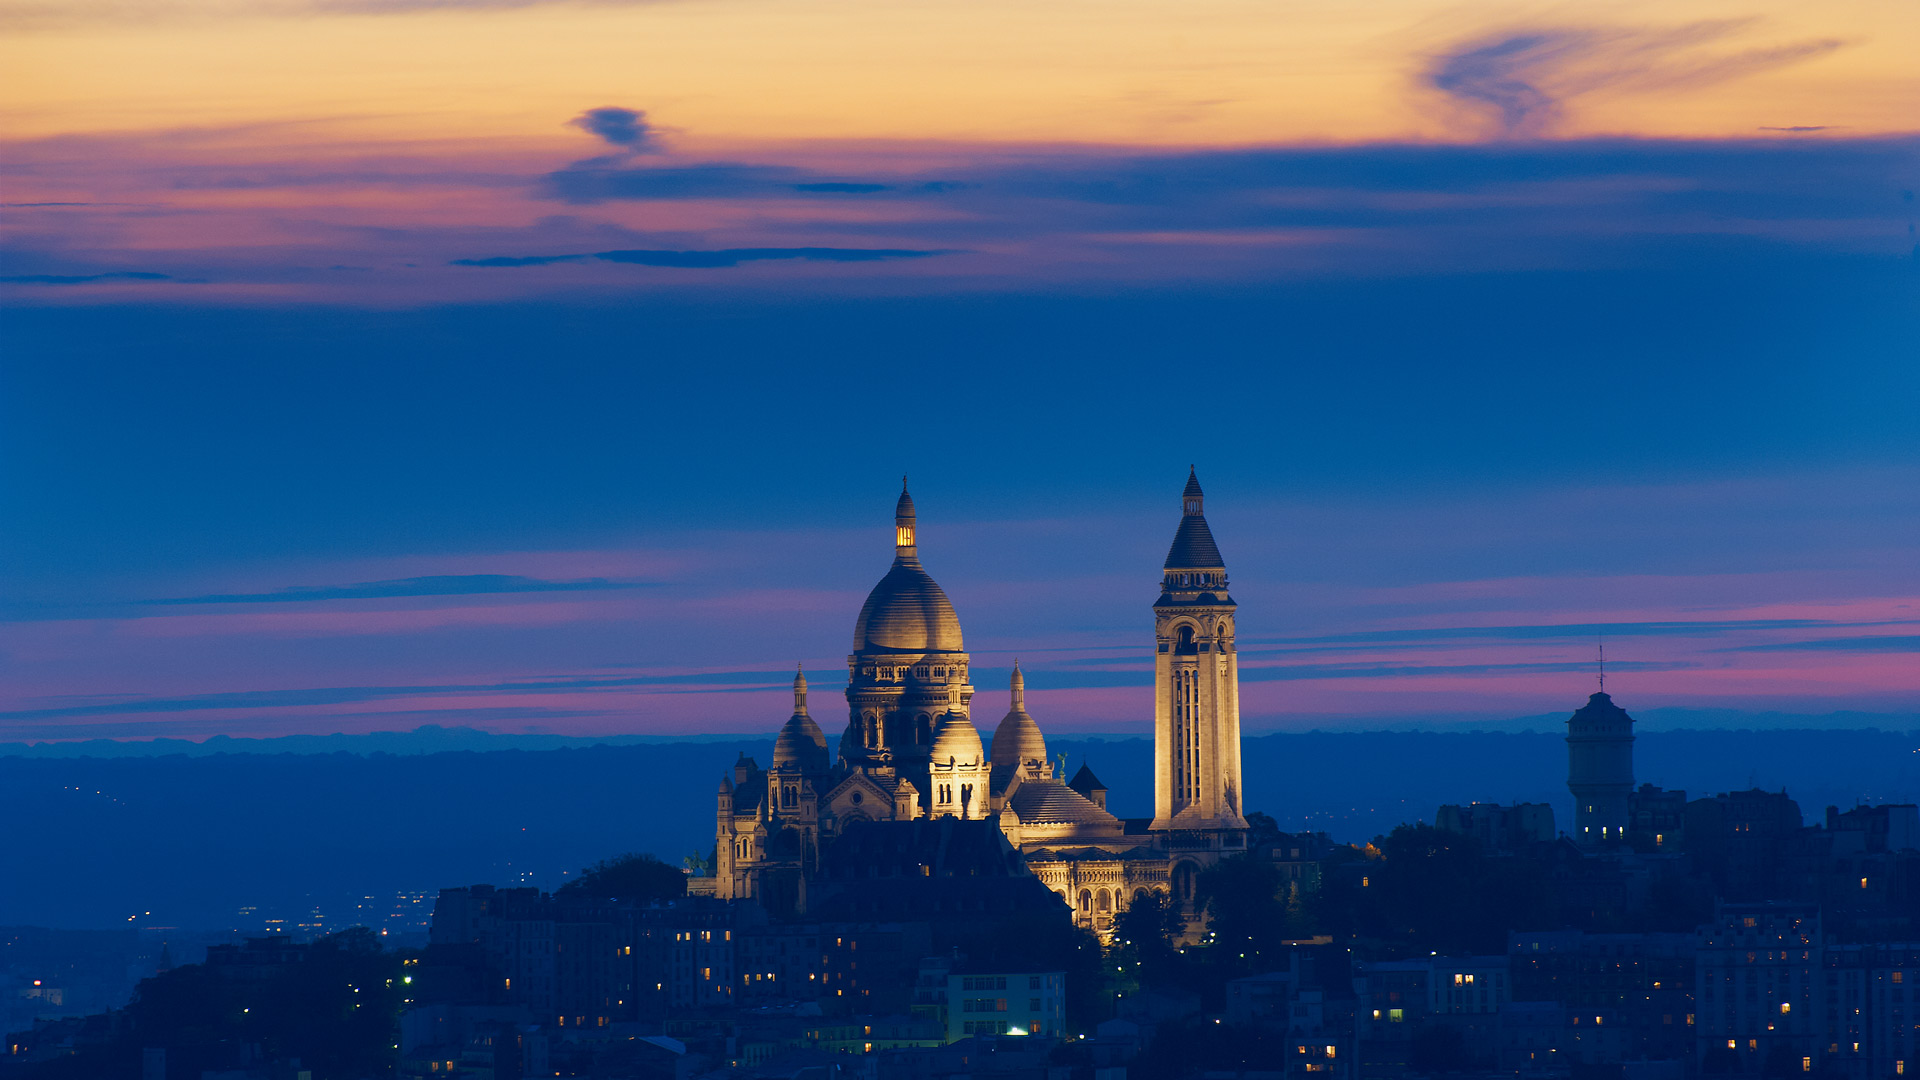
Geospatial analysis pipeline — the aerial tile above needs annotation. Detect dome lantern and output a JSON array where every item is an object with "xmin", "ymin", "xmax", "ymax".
[{"xmin": 895, "ymin": 476, "xmax": 916, "ymax": 556}]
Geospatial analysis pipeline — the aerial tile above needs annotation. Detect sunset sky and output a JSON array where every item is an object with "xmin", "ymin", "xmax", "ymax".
[{"xmin": 2, "ymin": 0, "xmax": 1916, "ymax": 742}]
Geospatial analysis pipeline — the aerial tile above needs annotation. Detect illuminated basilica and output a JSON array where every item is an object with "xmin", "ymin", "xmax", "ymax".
[{"xmin": 704, "ymin": 470, "xmax": 1251, "ymax": 937}]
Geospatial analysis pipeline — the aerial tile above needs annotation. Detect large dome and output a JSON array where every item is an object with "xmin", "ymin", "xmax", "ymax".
[
  {"xmin": 853, "ymin": 561, "xmax": 964, "ymax": 654},
  {"xmin": 853, "ymin": 480, "xmax": 964, "ymax": 654}
]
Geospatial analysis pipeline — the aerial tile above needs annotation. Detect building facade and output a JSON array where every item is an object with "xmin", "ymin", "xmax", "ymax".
[
  {"xmin": 1568, "ymin": 690, "xmax": 1636, "ymax": 845},
  {"xmin": 705, "ymin": 471, "xmax": 1251, "ymax": 935}
]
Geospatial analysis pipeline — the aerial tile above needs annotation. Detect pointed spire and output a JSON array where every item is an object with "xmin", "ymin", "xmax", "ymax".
[
  {"xmin": 1010, "ymin": 661, "xmax": 1025, "ymax": 710},
  {"xmin": 794, "ymin": 665, "xmax": 809, "ymax": 715},
  {"xmin": 894, "ymin": 477, "xmax": 918, "ymax": 558},
  {"xmin": 1164, "ymin": 466, "xmax": 1225, "ymax": 570},
  {"xmin": 1597, "ymin": 639, "xmax": 1606, "ymax": 694}
]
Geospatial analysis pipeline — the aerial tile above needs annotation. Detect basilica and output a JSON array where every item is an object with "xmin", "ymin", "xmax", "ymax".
[{"xmin": 700, "ymin": 470, "xmax": 1251, "ymax": 937}]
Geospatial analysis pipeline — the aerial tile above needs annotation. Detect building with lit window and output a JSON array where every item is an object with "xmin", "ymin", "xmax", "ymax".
[
  {"xmin": 945, "ymin": 970, "xmax": 1065, "ymax": 1042},
  {"xmin": 1435, "ymin": 802, "xmax": 1556, "ymax": 854},
  {"xmin": 1696, "ymin": 902, "xmax": 1822, "ymax": 1072},
  {"xmin": 1567, "ymin": 690, "xmax": 1635, "ymax": 845}
]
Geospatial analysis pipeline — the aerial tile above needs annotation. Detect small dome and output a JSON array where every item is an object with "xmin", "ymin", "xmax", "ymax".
[
  {"xmin": 990, "ymin": 665, "xmax": 1047, "ymax": 775},
  {"xmin": 930, "ymin": 709, "xmax": 984, "ymax": 767},
  {"xmin": 853, "ymin": 560, "xmax": 964, "ymax": 653},
  {"xmin": 773, "ymin": 667, "xmax": 829, "ymax": 773},
  {"xmin": 773, "ymin": 713, "xmax": 829, "ymax": 773}
]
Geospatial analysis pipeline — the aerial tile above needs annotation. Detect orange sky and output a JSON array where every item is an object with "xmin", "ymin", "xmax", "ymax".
[{"xmin": 5, "ymin": 0, "xmax": 1916, "ymax": 148}]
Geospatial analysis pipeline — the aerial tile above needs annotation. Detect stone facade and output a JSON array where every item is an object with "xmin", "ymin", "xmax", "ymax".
[{"xmin": 710, "ymin": 472, "xmax": 1251, "ymax": 938}]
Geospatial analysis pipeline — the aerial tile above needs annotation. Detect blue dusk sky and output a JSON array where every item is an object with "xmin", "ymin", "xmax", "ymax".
[{"xmin": 2, "ymin": 0, "xmax": 1918, "ymax": 742}]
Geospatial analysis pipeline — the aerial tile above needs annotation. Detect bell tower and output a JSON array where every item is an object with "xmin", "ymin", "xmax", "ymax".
[{"xmin": 1150, "ymin": 468, "xmax": 1248, "ymax": 836}]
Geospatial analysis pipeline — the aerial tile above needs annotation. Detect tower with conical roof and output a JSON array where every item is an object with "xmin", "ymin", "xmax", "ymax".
[
  {"xmin": 1150, "ymin": 467, "xmax": 1247, "ymax": 842},
  {"xmin": 1567, "ymin": 688, "xmax": 1634, "ymax": 844}
]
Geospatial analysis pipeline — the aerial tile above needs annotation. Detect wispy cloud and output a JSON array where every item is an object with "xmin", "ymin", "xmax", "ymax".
[
  {"xmin": 1729, "ymin": 635, "xmax": 1920, "ymax": 654},
  {"xmin": 140, "ymin": 573, "xmax": 649, "ymax": 605},
  {"xmin": 0, "ymin": 271, "xmax": 170, "ymax": 285},
  {"xmin": 0, "ymin": 668, "xmax": 808, "ymax": 722},
  {"xmin": 1426, "ymin": 22, "xmax": 1844, "ymax": 136},
  {"xmin": 453, "ymin": 247, "xmax": 944, "ymax": 269}
]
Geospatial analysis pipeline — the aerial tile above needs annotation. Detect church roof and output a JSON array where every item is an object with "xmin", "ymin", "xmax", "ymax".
[
  {"xmin": 854, "ymin": 559, "xmax": 964, "ymax": 653},
  {"xmin": 851, "ymin": 480, "xmax": 964, "ymax": 654},
  {"xmin": 772, "ymin": 667, "xmax": 829, "ymax": 773},
  {"xmin": 1568, "ymin": 691, "xmax": 1634, "ymax": 731},
  {"xmin": 1066, "ymin": 763, "xmax": 1106, "ymax": 795},
  {"xmin": 1007, "ymin": 779, "xmax": 1120, "ymax": 827},
  {"xmin": 773, "ymin": 712, "xmax": 829, "ymax": 772},
  {"xmin": 990, "ymin": 665, "xmax": 1046, "ymax": 777},
  {"xmin": 1025, "ymin": 845, "xmax": 1162, "ymax": 861},
  {"xmin": 1163, "ymin": 515, "xmax": 1225, "ymax": 570},
  {"xmin": 931, "ymin": 709, "xmax": 985, "ymax": 767}
]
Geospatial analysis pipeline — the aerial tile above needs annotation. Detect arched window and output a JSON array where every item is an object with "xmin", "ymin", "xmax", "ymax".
[
  {"xmin": 1096, "ymin": 889, "xmax": 1111, "ymax": 912},
  {"xmin": 1134, "ymin": 888, "xmax": 1151, "ymax": 905},
  {"xmin": 917, "ymin": 714, "xmax": 932, "ymax": 744},
  {"xmin": 1175, "ymin": 624, "xmax": 1197, "ymax": 654},
  {"xmin": 1078, "ymin": 889, "xmax": 1092, "ymax": 912},
  {"xmin": 1174, "ymin": 862, "xmax": 1198, "ymax": 902}
]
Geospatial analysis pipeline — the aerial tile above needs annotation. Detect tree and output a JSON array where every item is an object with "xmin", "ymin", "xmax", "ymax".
[
  {"xmin": 1244, "ymin": 810, "xmax": 1284, "ymax": 848},
  {"xmin": 556, "ymin": 852, "xmax": 687, "ymax": 903},
  {"xmin": 1109, "ymin": 890, "xmax": 1186, "ymax": 998},
  {"xmin": 1317, "ymin": 825, "xmax": 1555, "ymax": 955},
  {"xmin": 1195, "ymin": 853, "xmax": 1287, "ymax": 972}
]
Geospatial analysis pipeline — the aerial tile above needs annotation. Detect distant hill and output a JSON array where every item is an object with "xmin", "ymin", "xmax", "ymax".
[{"xmin": 1, "ymin": 729, "xmax": 1913, "ymax": 931}]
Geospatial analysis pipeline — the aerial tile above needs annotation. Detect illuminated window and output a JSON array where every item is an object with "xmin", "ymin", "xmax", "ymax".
[
  {"xmin": 1390, "ymin": 1009, "xmax": 1403, "ymax": 1022},
  {"xmin": 1782, "ymin": 1004, "xmax": 1791, "ymax": 1014},
  {"xmin": 1862, "ymin": 878, "xmax": 1870, "ymax": 889},
  {"xmin": 1803, "ymin": 1059, "xmax": 1812, "ymax": 1072}
]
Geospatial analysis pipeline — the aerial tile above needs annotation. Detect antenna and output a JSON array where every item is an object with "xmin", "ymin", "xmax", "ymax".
[{"xmin": 1597, "ymin": 636, "xmax": 1606, "ymax": 694}]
